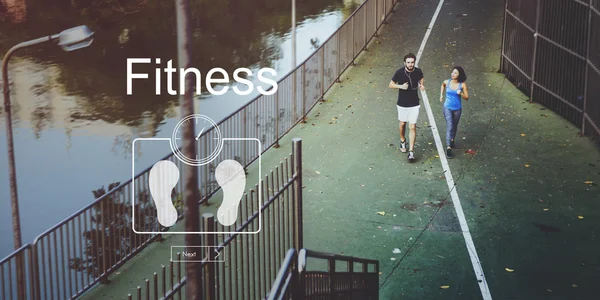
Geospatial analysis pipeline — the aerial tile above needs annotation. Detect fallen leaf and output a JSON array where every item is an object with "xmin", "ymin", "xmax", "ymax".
[
  {"xmin": 315, "ymin": 171, "xmax": 321, "ymax": 175},
  {"xmin": 466, "ymin": 149, "xmax": 476, "ymax": 154},
  {"xmin": 393, "ymin": 248, "xmax": 401, "ymax": 254},
  {"xmin": 572, "ymin": 284, "xmax": 578, "ymax": 288},
  {"xmin": 578, "ymin": 216, "xmax": 584, "ymax": 219},
  {"xmin": 521, "ymin": 133, "xmax": 526, "ymax": 136},
  {"xmin": 505, "ymin": 268, "xmax": 514, "ymax": 272},
  {"xmin": 584, "ymin": 181, "xmax": 593, "ymax": 184},
  {"xmin": 543, "ymin": 208, "xmax": 549, "ymax": 211},
  {"xmin": 435, "ymin": 155, "xmax": 440, "ymax": 158},
  {"xmin": 440, "ymin": 285, "xmax": 450, "ymax": 289},
  {"xmin": 525, "ymin": 164, "xmax": 530, "ymax": 167},
  {"xmin": 377, "ymin": 211, "xmax": 385, "ymax": 216}
]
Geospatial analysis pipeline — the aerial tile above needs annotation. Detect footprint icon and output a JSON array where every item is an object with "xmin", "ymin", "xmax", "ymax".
[
  {"xmin": 215, "ymin": 160, "xmax": 246, "ymax": 226},
  {"xmin": 148, "ymin": 160, "xmax": 180, "ymax": 227}
]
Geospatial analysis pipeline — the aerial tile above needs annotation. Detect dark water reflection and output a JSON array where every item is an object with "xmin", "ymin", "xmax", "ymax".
[{"xmin": 0, "ymin": 0, "xmax": 363, "ymax": 257}]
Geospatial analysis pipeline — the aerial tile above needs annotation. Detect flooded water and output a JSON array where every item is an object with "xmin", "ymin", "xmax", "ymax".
[{"xmin": 0, "ymin": 0, "xmax": 363, "ymax": 257}]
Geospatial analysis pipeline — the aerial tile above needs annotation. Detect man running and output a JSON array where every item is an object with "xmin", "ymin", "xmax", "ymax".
[{"xmin": 388, "ymin": 53, "xmax": 425, "ymax": 162}]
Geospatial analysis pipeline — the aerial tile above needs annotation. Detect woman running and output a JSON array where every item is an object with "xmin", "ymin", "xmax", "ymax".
[{"xmin": 440, "ymin": 66, "xmax": 469, "ymax": 159}]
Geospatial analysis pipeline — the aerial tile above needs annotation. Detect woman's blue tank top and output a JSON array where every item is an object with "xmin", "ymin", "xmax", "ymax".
[{"xmin": 444, "ymin": 79, "xmax": 462, "ymax": 110}]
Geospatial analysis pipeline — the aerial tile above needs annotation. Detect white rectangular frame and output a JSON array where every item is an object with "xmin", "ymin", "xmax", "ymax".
[{"xmin": 131, "ymin": 137, "xmax": 262, "ymax": 235}]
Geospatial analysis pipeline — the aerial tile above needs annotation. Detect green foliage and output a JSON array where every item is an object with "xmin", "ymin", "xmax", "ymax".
[{"xmin": 68, "ymin": 182, "xmax": 157, "ymax": 277}]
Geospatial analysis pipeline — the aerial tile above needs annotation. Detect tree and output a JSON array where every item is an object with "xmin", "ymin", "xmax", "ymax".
[{"xmin": 68, "ymin": 182, "xmax": 162, "ymax": 280}]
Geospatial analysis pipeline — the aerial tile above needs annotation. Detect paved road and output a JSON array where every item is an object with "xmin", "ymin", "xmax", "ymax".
[{"xmin": 291, "ymin": 0, "xmax": 600, "ymax": 298}]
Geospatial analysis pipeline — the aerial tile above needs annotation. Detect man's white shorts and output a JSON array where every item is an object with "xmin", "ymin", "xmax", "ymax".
[{"xmin": 397, "ymin": 105, "xmax": 420, "ymax": 124}]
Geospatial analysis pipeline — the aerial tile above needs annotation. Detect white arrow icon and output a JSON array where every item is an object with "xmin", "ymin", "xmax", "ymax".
[{"xmin": 214, "ymin": 249, "xmax": 221, "ymax": 259}]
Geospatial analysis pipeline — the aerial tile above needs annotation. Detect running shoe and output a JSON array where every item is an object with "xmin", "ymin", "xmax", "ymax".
[{"xmin": 399, "ymin": 140, "xmax": 407, "ymax": 153}]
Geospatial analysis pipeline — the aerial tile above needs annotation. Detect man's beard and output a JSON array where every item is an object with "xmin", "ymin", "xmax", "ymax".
[{"xmin": 406, "ymin": 66, "xmax": 414, "ymax": 71}]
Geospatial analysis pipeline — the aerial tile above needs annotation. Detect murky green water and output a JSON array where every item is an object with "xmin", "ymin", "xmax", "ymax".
[{"xmin": 0, "ymin": 0, "xmax": 363, "ymax": 257}]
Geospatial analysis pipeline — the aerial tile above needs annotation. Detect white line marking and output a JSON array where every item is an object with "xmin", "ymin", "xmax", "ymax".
[{"xmin": 415, "ymin": 0, "xmax": 492, "ymax": 299}]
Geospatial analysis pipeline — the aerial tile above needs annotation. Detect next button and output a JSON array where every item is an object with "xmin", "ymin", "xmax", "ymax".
[
  {"xmin": 182, "ymin": 251, "xmax": 197, "ymax": 258},
  {"xmin": 171, "ymin": 246, "xmax": 224, "ymax": 262}
]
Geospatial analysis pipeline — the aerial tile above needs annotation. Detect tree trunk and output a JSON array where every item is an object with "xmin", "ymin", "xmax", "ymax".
[{"xmin": 175, "ymin": 0, "xmax": 203, "ymax": 298}]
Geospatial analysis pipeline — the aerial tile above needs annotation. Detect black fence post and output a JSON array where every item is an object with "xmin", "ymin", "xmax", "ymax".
[
  {"xmin": 202, "ymin": 213, "xmax": 216, "ymax": 300},
  {"xmin": 500, "ymin": 0, "xmax": 508, "ymax": 73},
  {"xmin": 275, "ymin": 92, "xmax": 280, "ymax": 148},
  {"xmin": 581, "ymin": 0, "xmax": 593, "ymax": 135},
  {"xmin": 529, "ymin": 0, "xmax": 541, "ymax": 103},
  {"xmin": 292, "ymin": 138, "xmax": 303, "ymax": 250}
]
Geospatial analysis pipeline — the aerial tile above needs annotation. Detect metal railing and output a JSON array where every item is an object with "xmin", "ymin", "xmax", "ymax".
[
  {"xmin": 267, "ymin": 248, "xmax": 380, "ymax": 299},
  {"xmin": 501, "ymin": 0, "xmax": 600, "ymax": 140},
  {"xmin": 126, "ymin": 138, "xmax": 304, "ymax": 299},
  {"xmin": 0, "ymin": 244, "xmax": 36, "ymax": 300},
  {"xmin": 267, "ymin": 249, "xmax": 299, "ymax": 300},
  {"xmin": 0, "ymin": 0, "xmax": 399, "ymax": 298},
  {"xmin": 297, "ymin": 249, "xmax": 379, "ymax": 299}
]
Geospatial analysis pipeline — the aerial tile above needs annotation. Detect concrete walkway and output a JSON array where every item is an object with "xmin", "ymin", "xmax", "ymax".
[{"xmin": 83, "ymin": 0, "xmax": 600, "ymax": 299}]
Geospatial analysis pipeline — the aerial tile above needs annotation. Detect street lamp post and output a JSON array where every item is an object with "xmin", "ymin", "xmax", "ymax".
[
  {"xmin": 292, "ymin": 0, "xmax": 296, "ymax": 70},
  {"xmin": 2, "ymin": 25, "xmax": 93, "ymax": 299},
  {"xmin": 2, "ymin": 25, "xmax": 94, "ymax": 251}
]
